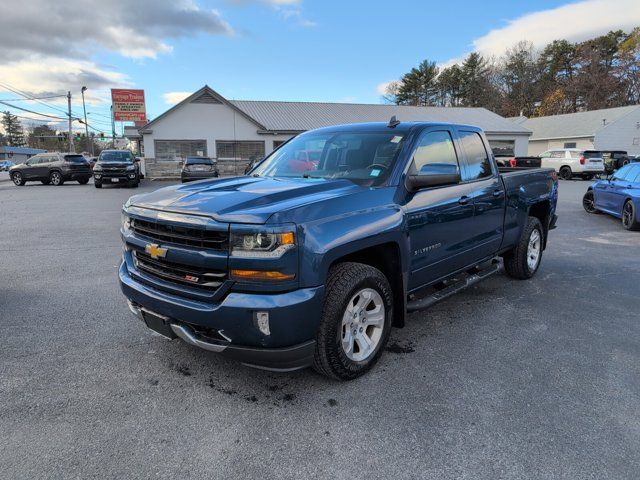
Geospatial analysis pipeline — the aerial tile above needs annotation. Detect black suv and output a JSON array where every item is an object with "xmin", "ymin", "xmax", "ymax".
[
  {"xmin": 93, "ymin": 150, "xmax": 141, "ymax": 188},
  {"xmin": 9, "ymin": 152, "xmax": 91, "ymax": 186},
  {"xmin": 601, "ymin": 150, "xmax": 631, "ymax": 173}
]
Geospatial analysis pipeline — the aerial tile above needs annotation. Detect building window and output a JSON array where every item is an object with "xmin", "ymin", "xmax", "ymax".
[
  {"xmin": 563, "ymin": 142, "xmax": 577, "ymax": 148},
  {"xmin": 216, "ymin": 141, "xmax": 265, "ymax": 160},
  {"xmin": 488, "ymin": 140, "xmax": 514, "ymax": 157},
  {"xmin": 154, "ymin": 140, "xmax": 207, "ymax": 161},
  {"xmin": 273, "ymin": 140, "xmax": 286, "ymax": 150}
]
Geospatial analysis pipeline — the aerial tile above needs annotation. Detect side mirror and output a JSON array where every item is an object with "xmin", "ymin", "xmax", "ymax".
[
  {"xmin": 406, "ymin": 163, "xmax": 461, "ymax": 191},
  {"xmin": 134, "ymin": 157, "xmax": 141, "ymax": 162}
]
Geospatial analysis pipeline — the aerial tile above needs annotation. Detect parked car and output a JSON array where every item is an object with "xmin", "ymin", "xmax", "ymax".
[
  {"xmin": 119, "ymin": 120, "xmax": 558, "ymax": 380},
  {"xmin": 495, "ymin": 156, "xmax": 541, "ymax": 168},
  {"xmin": 93, "ymin": 150, "xmax": 141, "ymax": 188},
  {"xmin": 181, "ymin": 156, "xmax": 219, "ymax": 182},
  {"xmin": 8, "ymin": 152, "xmax": 91, "ymax": 186},
  {"xmin": 0, "ymin": 160, "xmax": 15, "ymax": 171},
  {"xmin": 86, "ymin": 156, "xmax": 98, "ymax": 170},
  {"xmin": 583, "ymin": 162, "xmax": 640, "ymax": 230},
  {"xmin": 601, "ymin": 150, "xmax": 631, "ymax": 174},
  {"xmin": 539, "ymin": 148, "xmax": 605, "ymax": 180}
]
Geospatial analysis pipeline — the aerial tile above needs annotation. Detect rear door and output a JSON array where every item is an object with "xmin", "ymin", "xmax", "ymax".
[
  {"xmin": 456, "ymin": 129, "xmax": 505, "ymax": 260},
  {"xmin": 405, "ymin": 128, "xmax": 477, "ymax": 289}
]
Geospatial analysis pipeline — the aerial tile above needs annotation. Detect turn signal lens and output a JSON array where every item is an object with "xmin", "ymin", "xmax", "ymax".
[
  {"xmin": 280, "ymin": 232, "xmax": 295, "ymax": 245},
  {"xmin": 230, "ymin": 269, "xmax": 295, "ymax": 281}
]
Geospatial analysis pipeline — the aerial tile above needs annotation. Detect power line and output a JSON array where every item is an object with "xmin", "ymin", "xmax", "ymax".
[
  {"xmin": 0, "ymin": 101, "xmax": 66, "ymax": 120},
  {"xmin": 0, "ymin": 94, "xmax": 68, "ymax": 102}
]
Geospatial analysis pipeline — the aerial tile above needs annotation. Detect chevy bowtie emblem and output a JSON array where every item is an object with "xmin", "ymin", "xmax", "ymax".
[{"xmin": 145, "ymin": 243, "xmax": 167, "ymax": 259}]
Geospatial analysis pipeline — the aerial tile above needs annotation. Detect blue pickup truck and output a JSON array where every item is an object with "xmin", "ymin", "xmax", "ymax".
[{"xmin": 119, "ymin": 121, "xmax": 558, "ymax": 380}]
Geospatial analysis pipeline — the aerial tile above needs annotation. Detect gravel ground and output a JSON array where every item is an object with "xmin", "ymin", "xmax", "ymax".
[{"xmin": 1, "ymin": 174, "xmax": 639, "ymax": 479}]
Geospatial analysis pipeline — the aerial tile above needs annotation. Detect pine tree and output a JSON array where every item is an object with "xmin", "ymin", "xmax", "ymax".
[
  {"xmin": 395, "ymin": 60, "xmax": 440, "ymax": 106},
  {"xmin": 1, "ymin": 111, "xmax": 26, "ymax": 147}
]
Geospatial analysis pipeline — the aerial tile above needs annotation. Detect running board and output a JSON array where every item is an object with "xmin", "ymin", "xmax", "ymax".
[{"xmin": 406, "ymin": 260, "xmax": 501, "ymax": 313}]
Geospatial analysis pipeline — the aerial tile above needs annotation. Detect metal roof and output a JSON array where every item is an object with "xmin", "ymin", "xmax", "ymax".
[
  {"xmin": 230, "ymin": 100, "xmax": 531, "ymax": 135},
  {"xmin": 0, "ymin": 146, "xmax": 45, "ymax": 155},
  {"xmin": 521, "ymin": 105, "xmax": 640, "ymax": 140}
]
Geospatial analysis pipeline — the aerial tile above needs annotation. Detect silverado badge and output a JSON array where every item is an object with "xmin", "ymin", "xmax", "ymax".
[{"xmin": 145, "ymin": 243, "xmax": 167, "ymax": 259}]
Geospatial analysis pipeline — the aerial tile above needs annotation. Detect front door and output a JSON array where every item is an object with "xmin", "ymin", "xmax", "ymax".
[
  {"xmin": 404, "ymin": 129, "xmax": 477, "ymax": 290},
  {"xmin": 22, "ymin": 156, "xmax": 42, "ymax": 179}
]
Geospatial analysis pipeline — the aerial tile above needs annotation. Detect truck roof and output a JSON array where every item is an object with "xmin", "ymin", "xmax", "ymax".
[{"xmin": 307, "ymin": 121, "xmax": 483, "ymax": 135}]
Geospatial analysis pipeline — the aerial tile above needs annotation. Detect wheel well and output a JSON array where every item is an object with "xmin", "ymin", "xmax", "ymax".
[
  {"xmin": 560, "ymin": 165, "xmax": 571, "ymax": 171},
  {"xmin": 528, "ymin": 200, "xmax": 551, "ymax": 249},
  {"xmin": 330, "ymin": 242, "xmax": 405, "ymax": 328}
]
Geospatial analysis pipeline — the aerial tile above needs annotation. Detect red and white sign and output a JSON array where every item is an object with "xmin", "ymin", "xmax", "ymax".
[{"xmin": 111, "ymin": 89, "xmax": 146, "ymax": 122}]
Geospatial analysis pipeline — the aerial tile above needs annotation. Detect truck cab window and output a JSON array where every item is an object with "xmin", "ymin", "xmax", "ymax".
[
  {"xmin": 459, "ymin": 131, "xmax": 492, "ymax": 181},
  {"xmin": 409, "ymin": 130, "xmax": 459, "ymax": 175}
]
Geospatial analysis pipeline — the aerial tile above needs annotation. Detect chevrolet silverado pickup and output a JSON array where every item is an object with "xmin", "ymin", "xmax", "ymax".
[{"xmin": 119, "ymin": 120, "xmax": 558, "ymax": 380}]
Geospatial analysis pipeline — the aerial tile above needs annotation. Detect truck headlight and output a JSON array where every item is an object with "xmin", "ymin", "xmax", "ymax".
[
  {"xmin": 121, "ymin": 200, "xmax": 131, "ymax": 230},
  {"xmin": 126, "ymin": 165, "xmax": 136, "ymax": 171},
  {"xmin": 230, "ymin": 231, "xmax": 295, "ymax": 257}
]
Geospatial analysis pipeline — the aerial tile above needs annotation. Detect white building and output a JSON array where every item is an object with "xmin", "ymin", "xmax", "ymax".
[
  {"xmin": 513, "ymin": 105, "xmax": 640, "ymax": 156},
  {"xmin": 135, "ymin": 85, "xmax": 532, "ymax": 177},
  {"xmin": 0, "ymin": 146, "xmax": 45, "ymax": 164}
]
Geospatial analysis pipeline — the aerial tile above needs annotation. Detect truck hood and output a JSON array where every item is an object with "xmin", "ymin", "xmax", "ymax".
[{"xmin": 130, "ymin": 176, "xmax": 364, "ymax": 224}]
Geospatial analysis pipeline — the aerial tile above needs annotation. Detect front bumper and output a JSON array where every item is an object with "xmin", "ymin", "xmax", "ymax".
[{"xmin": 119, "ymin": 260, "xmax": 323, "ymax": 371}]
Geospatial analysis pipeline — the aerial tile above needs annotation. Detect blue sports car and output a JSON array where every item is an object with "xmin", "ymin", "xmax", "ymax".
[{"xmin": 583, "ymin": 162, "xmax": 640, "ymax": 230}]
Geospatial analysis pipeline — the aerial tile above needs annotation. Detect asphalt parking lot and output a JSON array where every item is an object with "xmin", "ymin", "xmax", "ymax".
[{"xmin": 1, "ymin": 172, "xmax": 639, "ymax": 479}]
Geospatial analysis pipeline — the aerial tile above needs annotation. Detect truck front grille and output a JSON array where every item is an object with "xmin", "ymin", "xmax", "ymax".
[
  {"xmin": 133, "ymin": 251, "xmax": 226, "ymax": 291},
  {"xmin": 130, "ymin": 218, "xmax": 228, "ymax": 250}
]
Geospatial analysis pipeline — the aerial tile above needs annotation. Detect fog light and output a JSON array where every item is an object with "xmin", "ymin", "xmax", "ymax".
[
  {"xmin": 254, "ymin": 311, "xmax": 270, "ymax": 335},
  {"xmin": 129, "ymin": 173, "xmax": 136, "ymax": 178}
]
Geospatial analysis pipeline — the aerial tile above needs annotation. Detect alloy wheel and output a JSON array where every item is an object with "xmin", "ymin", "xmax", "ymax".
[
  {"xmin": 50, "ymin": 172, "xmax": 61, "ymax": 185},
  {"xmin": 623, "ymin": 202, "xmax": 634, "ymax": 228},
  {"xmin": 527, "ymin": 228, "xmax": 541, "ymax": 272},
  {"xmin": 12, "ymin": 173, "xmax": 22, "ymax": 186},
  {"xmin": 340, "ymin": 288, "xmax": 385, "ymax": 362},
  {"xmin": 583, "ymin": 192, "xmax": 596, "ymax": 213}
]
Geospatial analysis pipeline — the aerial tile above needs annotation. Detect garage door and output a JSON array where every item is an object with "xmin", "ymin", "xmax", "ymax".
[{"xmin": 154, "ymin": 140, "xmax": 207, "ymax": 161}]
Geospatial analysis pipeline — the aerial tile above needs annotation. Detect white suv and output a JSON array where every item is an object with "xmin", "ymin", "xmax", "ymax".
[{"xmin": 539, "ymin": 149, "xmax": 605, "ymax": 180}]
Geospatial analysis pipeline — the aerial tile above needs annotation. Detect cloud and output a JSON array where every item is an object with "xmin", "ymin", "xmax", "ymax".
[
  {"xmin": 469, "ymin": 0, "xmax": 640, "ymax": 59},
  {"xmin": 376, "ymin": 81, "xmax": 394, "ymax": 96},
  {"xmin": 0, "ymin": 0, "xmax": 233, "ymax": 62},
  {"xmin": 163, "ymin": 91, "xmax": 193, "ymax": 105}
]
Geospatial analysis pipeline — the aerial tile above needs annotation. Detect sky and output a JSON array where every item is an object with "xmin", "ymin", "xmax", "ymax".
[{"xmin": 0, "ymin": 0, "xmax": 639, "ymax": 135}]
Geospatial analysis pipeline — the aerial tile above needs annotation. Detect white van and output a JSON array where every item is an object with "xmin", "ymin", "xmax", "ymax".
[{"xmin": 539, "ymin": 149, "xmax": 605, "ymax": 180}]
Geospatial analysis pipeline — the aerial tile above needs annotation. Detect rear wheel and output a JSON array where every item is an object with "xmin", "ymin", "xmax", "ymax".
[
  {"xmin": 559, "ymin": 166, "xmax": 572, "ymax": 180},
  {"xmin": 94, "ymin": 182, "xmax": 102, "ymax": 189},
  {"xmin": 11, "ymin": 172, "xmax": 25, "ymax": 186},
  {"xmin": 77, "ymin": 177, "xmax": 89, "ymax": 185},
  {"xmin": 503, "ymin": 217, "xmax": 544, "ymax": 280},
  {"xmin": 49, "ymin": 171, "xmax": 63, "ymax": 186},
  {"xmin": 582, "ymin": 174, "xmax": 594, "ymax": 181},
  {"xmin": 622, "ymin": 200, "xmax": 639, "ymax": 231},
  {"xmin": 41, "ymin": 179, "xmax": 50, "ymax": 185},
  {"xmin": 582, "ymin": 190, "xmax": 600, "ymax": 214},
  {"xmin": 313, "ymin": 262, "xmax": 393, "ymax": 380}
]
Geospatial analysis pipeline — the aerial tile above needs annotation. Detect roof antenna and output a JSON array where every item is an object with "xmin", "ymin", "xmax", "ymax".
[{"xmin": 387, "ymin": 115, "xmax": 400, "ymax": 128}]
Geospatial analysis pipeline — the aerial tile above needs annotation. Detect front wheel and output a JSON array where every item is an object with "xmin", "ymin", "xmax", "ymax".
[
  {"xmin": 622, "ymin": 200, "xmax": 639, "ymax": 231},
  {"xmin": 313, "ymin": 262, "xmax": 393, "ymax": 381},
  {"xmin": 582, "ymin": 190, "xmax": 600, "ymax": 214},
  {"xmin": 49, "ymin": 171, "xmax": 63, "ymax": 186},
  {"xmin": 94, "ymin": 182, "xmax": 102, "ymax": 189},
  {"xmin": 503, "ymin": 217, "xmax": 544, "ymax": 280},
  {"xmin": 11, "ymin": 172, "xmax": 25, "ymax": 186}
]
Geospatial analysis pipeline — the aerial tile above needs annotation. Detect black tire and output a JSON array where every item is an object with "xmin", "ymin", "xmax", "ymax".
[
  {"xmin": 582, "ymin": 190, "xmax": 600, "ymax": 214},
  {"xmin": 41, "ymin": 179, "xmax": 50, "ymax": 185},
  {"xmin": 77, "ymin": 177, "xmax": 89, "ymax": 185},
  {"xmin": 582, "ymin": 174, "xmax": 594, "ymax": 181},
  {"xmin": 94, "ymin": 182, "xmax": 102, "ymax": 189},
  {"xmin": 11, "ymin": 172, "xmax": 25, "ymax": 186},
  {"xmin": 313, "ymin": 262, "xmax": 393, "ymax": 381},
  {"xmin": 503, "ymin": 217, "xmax": 544, "ymax": 280},
  {"xmin": 559, "ymin": 166, "xmax": 572, "ymax": 180},
  {"xmin": 622, "ymin": 159, "xmax": 631, "ymax": 167},
  {"xmin": 49, "ymin": 171, "xmax": 64, "ymax": 186},
  {"xmin": 622, "ymin": 200, "xmax": 640, "ymax": 231}
]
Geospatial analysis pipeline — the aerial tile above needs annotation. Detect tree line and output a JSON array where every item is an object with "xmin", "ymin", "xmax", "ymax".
[{"xmin": 383, "ymin": 28, "xmax": 640, "ymax": 117}]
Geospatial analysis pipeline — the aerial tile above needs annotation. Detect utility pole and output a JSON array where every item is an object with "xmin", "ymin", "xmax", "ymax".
[
  {"xmin": 67, "ymin": 91, "xmax": 74, "ymax": 152},
  {"xmin": 111, "ymin": 105, "xmax": 116, "ymax": 148},
  {"xmin": 81, "ymin": 86, "xmax": 92, "ymax": 155}
]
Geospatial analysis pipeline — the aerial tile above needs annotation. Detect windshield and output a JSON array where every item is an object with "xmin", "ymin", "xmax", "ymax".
[
  {"xmin": 99, "ymin": 151, "xmax": 134, "ymax": 163},
  {"xmin": 251, "ymin": 131, "xmax": 405, "ymax": 186},
  {"xmin": 185, "ymin": 157, "xmax": 213, "ymax": 165},
  {"xmin": 583, "ymin": 151, "xmax": 603, "ymax": 158}
]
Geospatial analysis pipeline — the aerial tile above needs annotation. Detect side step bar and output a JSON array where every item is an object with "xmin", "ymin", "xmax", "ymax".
[{"xmin": 406, "ymin": 260, "xmax": 501, "ymax": 313}]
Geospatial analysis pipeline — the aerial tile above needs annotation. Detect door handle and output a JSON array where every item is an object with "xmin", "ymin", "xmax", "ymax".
[
  {"xmin": 492, "ymin": 189, "xmax": 502, "ymax": 197},
  {"xmin": 458, "ymin": 195, "xmax": 470, "ymax": 205}
]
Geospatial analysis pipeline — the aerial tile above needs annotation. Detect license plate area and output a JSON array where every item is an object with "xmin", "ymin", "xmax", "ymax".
[
  {"xmin": 143, "ymin": 310, "xmax": 177, "ymax": 339},
  {"xmin": 111, "ymin": 178, "xmax": 120, "ymax": 182}
]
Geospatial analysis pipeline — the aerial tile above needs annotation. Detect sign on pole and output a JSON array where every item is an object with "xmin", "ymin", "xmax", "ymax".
[{"xmin": 111, "ymin": 89, "xmax": 146, "ymax": 122}]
